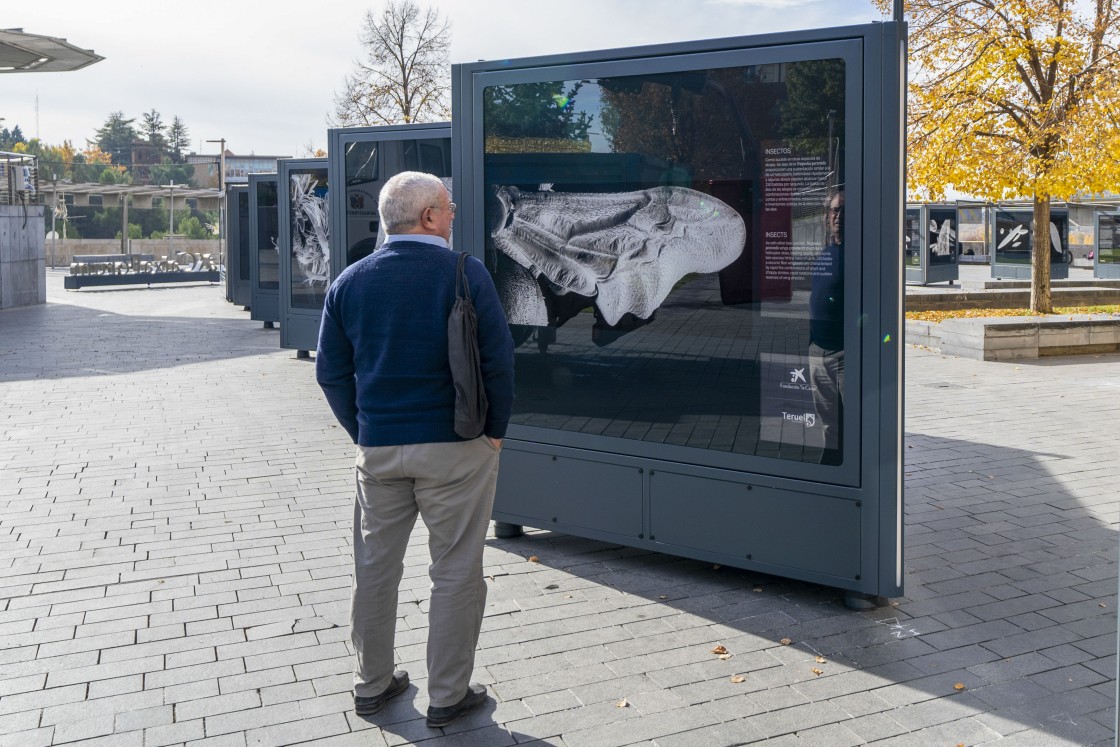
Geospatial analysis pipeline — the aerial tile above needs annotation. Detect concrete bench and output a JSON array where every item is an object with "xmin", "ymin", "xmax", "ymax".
[{"xmin": 907, "ymin": 315, "xmax": 1120, "ymax": 360}]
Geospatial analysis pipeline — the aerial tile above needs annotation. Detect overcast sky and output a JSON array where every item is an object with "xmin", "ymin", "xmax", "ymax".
[{"xmin": 4, "ymin": 0, "xmax": 884, "ymax": 159}]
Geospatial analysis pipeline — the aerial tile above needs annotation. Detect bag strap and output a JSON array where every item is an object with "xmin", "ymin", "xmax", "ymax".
[{"xmin": 455, "ymin": 251, "xmax": 470, "ymax": 300}]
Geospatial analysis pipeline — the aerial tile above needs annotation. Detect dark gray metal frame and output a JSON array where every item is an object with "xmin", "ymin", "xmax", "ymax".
[
  {"xmin": 904, "ymin": 203, "xmax": 959, "ymax": 285},
  {"xmin": 327, "ymin": 123, "xmax": 452, "ymax": 280},
  {"xmin": 990, "ymin": 206, "xmax": 1071, "ymax": 280},
  {"xmin": 452, "ymin": 22, "xmax": 906, "ymax": 598},
  {"xmin": 225, "ymin": 185, "xmax": 251, "ymax": 308},
  {"xmin": 248, "ymin": 173, "xmax": 280, "ymax": 326},
  {"xmin": 1094, "ymin": 212, "xmax": 1120, "ymax": 279},
  {"xmin": 277, "ymin": 157, "xmax": 329, "ymax": 354}
]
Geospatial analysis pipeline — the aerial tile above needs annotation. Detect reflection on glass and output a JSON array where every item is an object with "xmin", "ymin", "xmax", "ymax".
[
  {"xmin": 256, "ymin": 181, "xmax": 279, "ymax": 290},
  {"xmin": 904, "ymin": 208, "xmax": 921, "ymax": 267},
  {"xmin": 343, "ymin": 138, "xmax": 451, "ymax": 267},
  {"xmin": 994, "ymin": 208, "xmax": 1069, "ymax": 265},
  {"xmin": 288, "ymin": 168, "xmax": 330, "ymax": 310},
  {"xmin": 1099, "ymin": 214, "xmax": 1120, "ymax": 264},
  {"xmin": 237, "ymin": 191, "xmax": 251, "ymax": 281},
  {"xmin": 482, "ymin": 59, "xmax": 849, "ymax": 466}
]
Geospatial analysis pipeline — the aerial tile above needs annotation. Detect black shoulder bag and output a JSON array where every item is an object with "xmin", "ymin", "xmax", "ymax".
[{"xmin": 448, "ymin": 252, "xmax": 489, "ymax": 439}]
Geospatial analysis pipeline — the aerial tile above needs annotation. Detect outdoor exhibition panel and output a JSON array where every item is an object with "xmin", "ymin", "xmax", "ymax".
[
  {"xmin": 248, "ymin": 173, "xmax": 280, "ymax": 326},
  {"xmin": 1095, "ymin": 212, "xmax": 1120, "ymax": 279},
  {"xmin": 277, "ymin": 158, "xmax": 329, "ymax": 354},
  {"xmin": 990, "ymin": 206, "xmax": 1071, "ymax": 280},
  {"xmin": 903, "ymin": 203, "xmax": 958, "ymax": 285},
  {"xmin": 327, "ymin": 123, "xmax": 452, "ymax": 278},
  {"xmin": 224, "ymin": 185, "xmax": 251, "ymax": 308},
  {"xmin": 452, "ymin": 21, "xmax": 905, "ymax": 599}
]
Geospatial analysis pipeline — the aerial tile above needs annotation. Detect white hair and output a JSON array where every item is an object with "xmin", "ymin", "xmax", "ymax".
[{"xmin": 379, "ymin": 171, "xmax": 448, "ymax": 233}]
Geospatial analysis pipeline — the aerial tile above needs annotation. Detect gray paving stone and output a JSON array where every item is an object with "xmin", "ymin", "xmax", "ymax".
[{"xmin": 2, "ymin": 276, "xmax": 1118, "ymax": 746}]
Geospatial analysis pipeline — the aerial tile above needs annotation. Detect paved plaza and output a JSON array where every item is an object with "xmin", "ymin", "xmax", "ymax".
[{"xmin": 0, "ymin": 269, "xmax": 1116, "ymax": 746}]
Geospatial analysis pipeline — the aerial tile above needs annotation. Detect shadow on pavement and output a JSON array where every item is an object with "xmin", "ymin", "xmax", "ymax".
[
  {"xmin": 0, "ymin": 300, "xmax": 285, "ymax": 383},
  {"xmin": 474, "ymin": 432, "xmax": 1115, "ymax": 745}
]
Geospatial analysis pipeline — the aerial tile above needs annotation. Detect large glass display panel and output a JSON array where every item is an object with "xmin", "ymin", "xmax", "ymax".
[
  {"xmin": 1099, "ymin": 214, "xmax": 1120, "ymax": 264},
  {"xmin": 483, "ymin": 59, "xmax": 851, "ymax": 466},
  {"xmin": 237, "ymin": 190, "xmax": 251, "ymax": 282},
  {"xmin": 343, "ymin": 138, "xmax": 452, "ymax": 266},
  {"xmin": 927, "ymin": 207, "xmax": 956, "ymax": 265},
  {"xmin": 256, "ymin": 180, "xmax": 279, "ymax": 290},
  {"xmin": 904, "ymin": 208, "xmax": 921, "ymax": 267},
  {"xmin": 957, "ymin": 205, "xmax": 987, "ymax": 258},
  {"xmin": 994, "ymin": 207, "xmax": 1069, "ymax": 265},
  {"xmin": 287, "ymin": 167, "xmax": 329, "ymax": 310}
]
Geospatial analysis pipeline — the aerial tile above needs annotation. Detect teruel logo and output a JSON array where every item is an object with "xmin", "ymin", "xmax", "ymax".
[
  {"xmin": 789, "ymin": 368, "xmax": 806, "ymax": 384},
  {"xmin": 782, "ymin": 411, "xmax": 816, "ymax": 427}
]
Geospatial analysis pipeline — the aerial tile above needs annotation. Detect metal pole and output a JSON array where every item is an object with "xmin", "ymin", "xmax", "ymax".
[
  {"xmin": 51, "ymin": 180, "xmax": 57, "ymax": 269},
  {"xmin": 121, "ymin": 192, "xmax": 129, "ymax": 254},
  {"xmin": 168, "ymin": 182, "xmax": 175, "ymax": 259},
  {"xmin": 894, "ymin": 0, "xmax": 904, "ymax": 22}
]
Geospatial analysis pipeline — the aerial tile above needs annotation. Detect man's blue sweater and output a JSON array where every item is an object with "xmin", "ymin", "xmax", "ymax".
[{"xmin": 315, "ymin": 239, "xmax": 515, "ymax": 446}]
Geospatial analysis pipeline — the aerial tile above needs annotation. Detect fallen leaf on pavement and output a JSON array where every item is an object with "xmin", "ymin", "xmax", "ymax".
[
  {"xmin": 711, "ymin": 645, "xmax": 728, "ymax": 655},
  {"xmin": 953, "ymin": 683, "xmax": 966, "ymax": 691},
  {"xmin": 815, "ymin": 656, "xmax": 826, "ymax": 664},
  {"xmin": 718, "ymin": 654, "xmax": 732, "ymax": 660},
  {"xmin": 730, "ymin": 675, "xmax": 745, "ymax": 684},
  {"xmin": 780, "ymin": 638, "xmax": 792, "ymax": 646},
  {"xmin": 811, "ymin": 668, "xmax": 823, "ymax": 676},
  {"xmin": 616, "ymin": 699, "xmax": 629, "ymax": 708},
  {"xmin": 528, "ymin": 556, "xmax": 539, "ymax": 563}
]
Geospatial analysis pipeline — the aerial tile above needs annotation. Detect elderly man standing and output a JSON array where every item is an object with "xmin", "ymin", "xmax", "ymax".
[{"xmin": 316, "ymin": 171, "xmax": 515, "ymax": 728}]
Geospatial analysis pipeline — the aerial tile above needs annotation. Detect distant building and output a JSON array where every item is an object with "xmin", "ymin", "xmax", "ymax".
[{"xmin": 186, "ymin": 151, "xmax": 289, "ymax": 187}]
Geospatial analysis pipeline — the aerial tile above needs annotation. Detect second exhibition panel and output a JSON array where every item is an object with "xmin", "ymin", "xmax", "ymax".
[
  {"xmin": 248, "ymin": 173, "xmax": 280, "ymax": 327},
  {"xmin": 991, "ymin": 206, "xmax": 1071, "ymax": 280},
  {"xmin": 452, "ymin": 21, "xmax": 905, "ymax": 600},
  {"xmin": 904, "ymin": 203, "xmax": 959, "ymax": 285},
  {"xmin": 225, "ymin": 184, "xmax": 251, "ymax": 308},
  {"xmin": 277, "ymin": 158, "xmax": 329, "ymax": 355},
  {"xmin": 327, "ymin": 122, "xmax": 452, "ymax": 278},
  {"xmin": 1096, "ymin": 212, "xmax": 1120, "ymax": 279}
]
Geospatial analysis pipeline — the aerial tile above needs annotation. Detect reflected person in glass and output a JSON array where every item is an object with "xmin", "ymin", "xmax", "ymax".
[{"xmin": 809, "ymin": 190, "xmax": 844, "ymax": 465}]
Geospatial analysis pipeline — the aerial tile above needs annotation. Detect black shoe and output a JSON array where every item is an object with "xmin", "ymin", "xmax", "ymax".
[
  {"xmin": 354, "ymin": 670, "xmax": 409, "ymax": 715},
  {"xmin": 426, "ymin": 683, "xmax": 487, "ymax": 728}
]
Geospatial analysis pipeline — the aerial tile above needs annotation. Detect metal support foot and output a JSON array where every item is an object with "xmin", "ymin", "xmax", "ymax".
[
  {"xmin": 493, "ymin": 522, "xmax": 524, "ymax": 539},
  {"xmin": 843, "ymin": 591, "xmax": 886, "ymax": 611},
  {"xmin": 296, "ymin": 350, "xmax": 311, "ymax": 360},
  {"xmin": 264, "ymin": 321, "xmax": 275, "ymax": 329}
]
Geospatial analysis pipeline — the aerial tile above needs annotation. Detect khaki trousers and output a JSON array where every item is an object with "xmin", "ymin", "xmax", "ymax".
[{"xmin": 351, "ymin": 437, "xmax": 499, "ymax": 707}]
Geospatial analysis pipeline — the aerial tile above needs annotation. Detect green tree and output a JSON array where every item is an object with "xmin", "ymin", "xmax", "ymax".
[
  {"xmin": 149, "ymin": 160, "xmax": 195, "ymax": 187},
  {"xmin": 141, "ymin": 109, "xmax": 166, "ymax": 150},
  {"xmin": 167, "ymin": 116, "xmax": 190, "ymax": 162},
  {"xmin": 93, "ymin": 112, "xmax": 138, "ymax": 166},
  {"xmin": 875, "ymin": 0, "xmax": 1120, "ymax": 313}
]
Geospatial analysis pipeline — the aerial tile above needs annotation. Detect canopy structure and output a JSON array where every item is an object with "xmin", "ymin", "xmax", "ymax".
[
  {"xmin": 38, "ymin": 182, "xmax": 223, "ymax": 211},
  {"xmin": 0, "ymin": 28, "xmax": 103, "ymax": 73}
]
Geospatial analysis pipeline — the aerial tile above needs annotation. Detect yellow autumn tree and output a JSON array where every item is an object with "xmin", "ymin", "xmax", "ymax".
[{"xmin": 875, "ymin": 0, "xmax": 1120, "ymax": 312}]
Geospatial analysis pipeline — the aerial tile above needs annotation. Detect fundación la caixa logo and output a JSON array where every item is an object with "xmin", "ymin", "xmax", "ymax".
[{"xmin": 779, "ymin": 367, "xmax": 814, "ymax": 393}]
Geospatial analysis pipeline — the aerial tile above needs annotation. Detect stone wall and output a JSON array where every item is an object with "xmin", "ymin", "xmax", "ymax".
[
  {"xmin": 0, "ymin": 205, "xmax": 46, "ymax": 309},
  {"xmin": 44, "ymin": 238, "xmax": 221, "ymax": 267}
]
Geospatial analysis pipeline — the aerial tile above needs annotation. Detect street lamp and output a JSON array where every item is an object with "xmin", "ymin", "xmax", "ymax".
[
  {"xmin": 161, "ymin": 181, "xmax": 181, "ymax": 259},
  {"xmin": 205, "ymin": 138, "xmax": 226, "ymax": 270}
]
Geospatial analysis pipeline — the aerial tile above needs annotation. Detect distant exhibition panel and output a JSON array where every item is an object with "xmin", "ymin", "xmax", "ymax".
[
  {"xmin": 904, "ymin": 203, "xmax": 959, "ymax": 286},
  {"xmin": 327, "ymin": 123, "xmax": 452, "ymax": 279},
  {"xmin": 991, "ymin": 206, "xmax": 1071, "ymax": 280},
  {"xmin": 225, "ymin": 185, "xmax": 251, "ymax": 308},
  {"xmin": 248, "ymin": 173, "xmax": 280, "ymax": 326},
  {"xmin": 452, "ymin": 22, "xmax": 906, "ymax": 599},
  {"xmin": 277, "ymin": 158, "xmax": 329, "ymax": 354}
]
